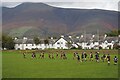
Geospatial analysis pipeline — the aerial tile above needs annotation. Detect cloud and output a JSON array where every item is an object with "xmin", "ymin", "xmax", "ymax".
[
  {"xmin": 1, "ymin": 0, "xmax": 119, "ymax": 2},
  {"xmin": 1, "ymin": 0, "xmax": 119, "ymax": 11},
  {"xmin": 45, "ymin": 2, "xmax": 118, "ymax": 11},
  {"xmin": 2, "ymin": 2, "xmax": 22, "ymax": 8}
]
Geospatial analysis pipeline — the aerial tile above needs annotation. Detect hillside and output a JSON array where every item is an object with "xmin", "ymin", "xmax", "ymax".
[{"xmin": 2, "ymin": 2, "xmax": 119, "ymax": 38}]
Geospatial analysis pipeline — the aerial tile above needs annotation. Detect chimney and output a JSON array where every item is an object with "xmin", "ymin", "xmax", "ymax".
[
  {"xmin": 23, "ymin": 37, "xmax": 27, "ymax": 40},
  {"xmin": 14, "ymin": 37, "xmax": 18, "ymax": 40}
]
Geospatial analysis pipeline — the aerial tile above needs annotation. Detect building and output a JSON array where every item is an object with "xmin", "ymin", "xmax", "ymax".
[
  {"xmin": 14, "ymin": 35, "xmax": 119, "ymax": 50},
  {"xmin": 14, "ymin": 37, "xmax": 68, "ymax": 50}
]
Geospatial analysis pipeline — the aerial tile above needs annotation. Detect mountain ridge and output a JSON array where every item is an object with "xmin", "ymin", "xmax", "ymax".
[{"xmin": 2, "ymin": 3, "xmax": 119, "ymax": 38}]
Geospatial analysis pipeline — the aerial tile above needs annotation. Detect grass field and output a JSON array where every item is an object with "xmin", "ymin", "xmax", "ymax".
[
  {"xmin": 2, "ymin": 50, "xmax": 118, "ymax": 78},
  {"xmin": 0, "ymin": 51, "xmax": 2, "ymax": 79}
]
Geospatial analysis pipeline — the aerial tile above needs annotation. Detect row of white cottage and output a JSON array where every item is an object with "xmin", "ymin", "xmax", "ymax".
[
  {"xmin": 15, "ymin": 37, "xmax": 68, "ymax": 50},
  {"xmin": 14, "ymin": 36, "xmax": 119, "ymax": 50}
]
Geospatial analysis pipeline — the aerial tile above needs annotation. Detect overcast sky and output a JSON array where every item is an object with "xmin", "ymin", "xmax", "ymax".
[{"xmin": 1, "ymin": 0, "xmax": 120, "ymax": 11}]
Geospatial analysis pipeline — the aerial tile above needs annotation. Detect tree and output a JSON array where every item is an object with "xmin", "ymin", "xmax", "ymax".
[
  {"xmin": 33, "ymin": 37, "xmax": 40, "ymax": 45},
  {"xmin": 2, "ymin": 34, "xmax": 7, "ymax": 49},
  {"xmin": 53, "ymin": 36, "xmax": 57, "ymax": 39},
  {"xmin": 44, "ymin": 39, "xmax": 49, "ymax": 45},
  {"xmin": 48, "ymin": 36, "xmax": 57, "ymax": 39},
  {"xmin": 78, "ymin": 46, "xmax": 82, "ymax": 49},
  {"xmin": 7, "ymin": 37, "xmax": 15, "ymax": 49},
  {"xmin": 106, "ymin": 30, "xmax": 120, "ymax": 37},
  {"xmin": 99, "ymin": 46, "xmax": 102, "ymax": 50},
  {"xmin": 113, "ymin": 43, "xmax": 120, "ymax": 49},
  {"xmin": 67, "ymin": 41, "xmax": 72, "ymax": 49},
  {"xmin": 44, "ymin": 39, "xmax": 49, "ymax": 49},
  {"xmin": 2, "ymin": 34, "xmax": 15, "ymax": 50}
]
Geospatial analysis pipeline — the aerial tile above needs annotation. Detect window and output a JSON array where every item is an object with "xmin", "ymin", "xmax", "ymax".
[
  {"xmin": 17, "ymin": 48, "xmax": 20, "ymax": 50},
  {"xmin": 87, "ymin": 43, "xmax": 90, "ymax": 45},
  {"xmin": 57, "ymin": 42, "xmax": 60, "ymax": 44},
  {"xmin": 35, "ymin": 48, "xmax": 38, "ymax": 50},
  {"xmin": 32, "ymin": 48, "xmax": 35, "ymax": 50},
  {"xmin": 17, "ymin": 44, "xmax": 20, "ymax": 46},
  {"xmin": 26, "ymin": 48, "xmax": 29, "ymax": 50}
]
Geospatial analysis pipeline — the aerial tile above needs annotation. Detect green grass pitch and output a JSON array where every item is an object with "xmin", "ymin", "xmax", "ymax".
[{"xmin": 2, "ymin": 50, "xmax": 118, "ymax": 78}]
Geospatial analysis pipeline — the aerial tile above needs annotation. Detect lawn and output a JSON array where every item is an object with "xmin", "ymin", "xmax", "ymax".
[
  {"xmin": 0, "ymin": 51, "xmax": 2, "ymax": 79},
  {"xmin": 2, "ymin": 50, "xmax": 118, "ymax": 78}
]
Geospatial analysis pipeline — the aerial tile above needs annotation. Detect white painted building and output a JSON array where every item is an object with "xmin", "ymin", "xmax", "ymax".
[
  {"xmin": 71, "ymin": 36, "xmax": 118, "ymax": 50},
  {"xmin": 14, "ymin": 37, "xmax": 69, "ymax": 50},
  {"xmin": 54, "ymin": 38, "xmax": 68, "ymax": 49},
  {"xmin": 14, "ymin": 36, "xmax": 119, "ymax": 50}
]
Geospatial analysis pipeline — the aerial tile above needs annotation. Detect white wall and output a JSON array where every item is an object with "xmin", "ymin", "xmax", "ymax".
[
  {"xmin": 15, "ymin": 38, "xmax": 69, "ymax": 50},
  {"xmin": 14, "ymin": 38, "xmax": 116, "ymax": 50},
  {"xmin": 54, "ymin": 38, "xmax": 68, "ymax": 49}
]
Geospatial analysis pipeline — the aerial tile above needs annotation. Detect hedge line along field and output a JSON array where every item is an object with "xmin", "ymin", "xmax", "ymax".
[{"xmin": 2, "ymin": 50, "xmax": 118, "ymax": 78}]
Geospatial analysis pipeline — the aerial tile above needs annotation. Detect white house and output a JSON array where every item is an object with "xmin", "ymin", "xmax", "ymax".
[
  {"xmin": 54, "ymin": 37, "xmax": 68, "ymax": 49},
  {"xmin": 14, "ymin": 36, "xmax": 119, "ymax": 50},
  {"xmin": 70, "ymin": 35, "xmax": 118, "ymax": 50},
  {"xmin": 99, "ymin": 40, "xmax": 114, "ymax": 49},
  {"xmin": 14, "ymin": 37, "xmax": 69, "ymax": 50}
]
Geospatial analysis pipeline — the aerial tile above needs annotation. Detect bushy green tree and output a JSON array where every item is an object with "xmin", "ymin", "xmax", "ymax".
[
  {"xmin": 113, "ymin": 43, "xmax": 120, "ymax": 49},
  {"xmin": 106, "ymin": 30, "xmax": 120, "ymax": 37},
  {"xmin": 33, "ymin": 37, "xmax": 40, "ymax": 45},
  {"xmin": 2, "ymin": 34, "xmax": 15, "ymax": 50},
  {"xmin": 44, "ymin": 39, "xmax": 49, "ymax": 45},
  {"xmin": 67, "ymin": 41, "xmax": 72, "ymax": 49}
]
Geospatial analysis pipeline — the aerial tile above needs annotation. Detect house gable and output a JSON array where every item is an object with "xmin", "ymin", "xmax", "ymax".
[{"xmin": 55, "ymin": 38, "xmax": 67, "ymax": 44}]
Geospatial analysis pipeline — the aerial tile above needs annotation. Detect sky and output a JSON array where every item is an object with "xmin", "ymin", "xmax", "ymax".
[{"xmin": 1, "ymin": 0, "xmax": 120, "ymax": 11}]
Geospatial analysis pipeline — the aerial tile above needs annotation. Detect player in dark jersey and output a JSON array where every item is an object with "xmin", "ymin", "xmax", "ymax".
[
  {"xmin": 31, "ymin": 53, "xmax": 34, "ymax": 58},
  {"xmin": 52, "ymin": 53, "xmax": 54, "ymax": 59},
  {"xmin": 23, "ymin": 52, "xmax": 26, "ymax": 58},
  {"xmin": 101, "ymin": 54, "xmax": 106, "ymax": 62},
  {"xmin": 84, "ymin": 52, "xmax": 87, "ymax": 61},
  {"xmin": 107, "ymin": 54, "xmax": 110, "ymax": 65},
  {"xmin": 95, "ymin": 53, "xmax": 97, "ymax": 62},
  {"xmin": 39, "ymin": 53, "xmax": 42, "ymax": 58},
  {"xmin": 48, "ymin": 53, "xmax": 51, "ymax": 59},
  {"xmin": 114, "ymin": 56, "xmax": 118, "ymax": 65},
  {"xmin": 76, "ymin": 52, "xmax": 78, "ymax": 56},
  {"xmin": 89, "ymin": 52, "xmax": 93, "ymax": 61},
  {"xmin": 73, "ymin": 52, "xmax": 76, "ymax": 60},
  {"xmin": 103, "ymin": 54, "xmax": 106, "ymax": 61},
  {"xmin": 95, "ymin": 52, "xmax": 99, "ymax": 62},
  {"xmin": 63, "ymin": 52, "xmax": 65, "ymax": 59},
  {"xmin": 81, "ymin": 52, "xmax": 84, "ymax": 62},
  {"xmin": 32, "ymin": 52, "xmax": 36, "ymax": 58},
  {"xmin": 77, "ymin": 54, "xmax": 80, "ymax": 62},
  {"xmin": 63, "ymin": 52, "xmax": 67, "ymax": 59},
  {"xmin": 41, "ymin": 52, "xmax": 44, "ymax": 59},
  {"xmin": 60, "ymin": 51, "xmax": 63, "ymax": 59},
  {"xmin": 34, "ymin": 52, "xmax": 36, "ymax": 58},
  {"xmin": 56, "ymin": 52, "xmax": 59, "ymax": 59}
]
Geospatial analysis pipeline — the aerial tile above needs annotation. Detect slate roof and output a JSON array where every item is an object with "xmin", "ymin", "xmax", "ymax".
[
  {"xmin": 49, "ymin": 39, "xmax": 57, "ymax": 44},
  {"xmin": 104, "ymin": 37, "xmax": 118, "ymax": 43},
  {"xmin": 14, "ymin": 36, "xmax": 119, "ymax": 44},
  {"xmin": 14, "ymin": 38, "xmax": 57, "ymax": 44},
  {"xmin": 14, "ymin": 39, "xmax": 26, "ymax": 44},
  {"xmin": 25, "ymin": 39, "xmax": 34, "ymax": 44}
]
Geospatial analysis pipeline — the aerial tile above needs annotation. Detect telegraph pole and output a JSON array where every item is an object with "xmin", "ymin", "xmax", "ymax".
[
  {"xmin": 97, "ymin": 29, "xmax": 100, "ymax": 50},
  {"xmin": 84, "ymin": 30, "xmax": 86, "ymax": 50}
]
